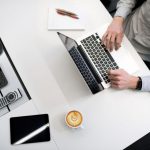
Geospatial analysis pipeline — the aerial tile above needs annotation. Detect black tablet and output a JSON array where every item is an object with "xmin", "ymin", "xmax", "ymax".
[{"xmin": 10, "ymin": 114, "xmax": 51, "ymax": 145}]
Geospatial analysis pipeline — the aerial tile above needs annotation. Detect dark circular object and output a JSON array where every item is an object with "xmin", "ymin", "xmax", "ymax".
[{"xmin": 6, "ymin": 92, "xmax": 16, "ymax": 102}]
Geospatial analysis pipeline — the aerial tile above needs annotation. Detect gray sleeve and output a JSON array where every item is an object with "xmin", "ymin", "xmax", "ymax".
[
  {"xmin": 114, "ymin": 0, "xmax": 137, "ymax": 19},
  {"xmin": 141, "ymin": 76, "xmax": 150, "ymax": 92}
]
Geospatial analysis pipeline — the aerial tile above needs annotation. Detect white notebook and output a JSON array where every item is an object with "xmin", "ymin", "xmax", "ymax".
[{"xmin": 48, "ymin": 4, "xmax": 85, "ymax": 30}]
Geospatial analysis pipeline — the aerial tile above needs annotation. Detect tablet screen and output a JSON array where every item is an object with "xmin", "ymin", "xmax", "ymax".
[{"xmin": 10, "ymin": 114, "xmax": 50, "ymax": 145}]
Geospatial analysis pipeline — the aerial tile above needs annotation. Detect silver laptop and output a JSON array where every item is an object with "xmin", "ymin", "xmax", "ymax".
[{"xmin": 57, "ymin": 29, "xmax": 139, "ymax": 94}]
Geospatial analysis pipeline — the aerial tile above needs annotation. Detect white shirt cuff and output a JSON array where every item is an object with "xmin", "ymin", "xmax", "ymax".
[
  {"xmin": 141, "ymin": 76, "xmax": 150, "ymax": 92},
  {"xmin": 114, "ymin": 7, "xmax": 132, "ymax": 19}
]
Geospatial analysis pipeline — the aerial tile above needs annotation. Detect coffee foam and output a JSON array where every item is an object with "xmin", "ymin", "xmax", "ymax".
[{"xmin": 66, "ymin": 110, "xmax": 83, "ymax": 128}]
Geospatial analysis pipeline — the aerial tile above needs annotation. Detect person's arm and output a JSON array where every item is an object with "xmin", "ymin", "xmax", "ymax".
[
  {"xmin": 108, "ymin": 69, "xmax": 150, "ymax": 92},
  {"xmin": 114, "ymin": 0, "xmax": 137, "ymax": 20},
  {"xmin": 102, "ymin": 0, "xmax": 137, "ymax": 51}
]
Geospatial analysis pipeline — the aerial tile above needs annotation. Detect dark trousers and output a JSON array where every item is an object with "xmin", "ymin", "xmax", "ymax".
[{"xmin": 144, "ymin": 61, "xmax": 150, "ymax": 70}]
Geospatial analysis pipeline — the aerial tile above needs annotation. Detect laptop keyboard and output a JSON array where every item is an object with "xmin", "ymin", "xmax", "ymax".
[
  {"xmin": 81, "ymin": 33, "xmax": 119, "ymax": 84},
  {"xmin": 69, "ymin": 46, "xmax": 101, "ymax": 93}
]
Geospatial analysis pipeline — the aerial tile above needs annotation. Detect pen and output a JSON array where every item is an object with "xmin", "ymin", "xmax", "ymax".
[
  {"xmin": 56, "ymin": 8, "xmax": 79, "ymax": 19},
  {"xmin": 56, "ymin": 8, "xmax": 77, "ymax": 16},
  {"xmin": 56, "ymin": 11, "xmax": 79, "ymax": 19}
]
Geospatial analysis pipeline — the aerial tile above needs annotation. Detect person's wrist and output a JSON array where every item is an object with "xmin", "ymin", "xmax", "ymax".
[
  {"xmin": 128, "ymin": 76, "xmax": 139, "ymax": 89},
  {"xmin": 113, "ymin": 16, "xmax": 124, "ymax": 25}
]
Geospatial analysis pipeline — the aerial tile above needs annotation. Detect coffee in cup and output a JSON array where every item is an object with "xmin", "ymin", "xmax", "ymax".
[{"xmin": 65, "ymin": 110, "xmax": 83, "ymax": 128}]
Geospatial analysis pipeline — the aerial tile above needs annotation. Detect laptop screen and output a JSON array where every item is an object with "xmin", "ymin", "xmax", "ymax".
[{"xmin": 57, "ymin": 32, "xmax": 78, "ymax": 51}]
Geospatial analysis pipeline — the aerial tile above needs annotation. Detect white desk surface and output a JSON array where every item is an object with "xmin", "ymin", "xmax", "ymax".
[{"xmin": 0, "ymin": 0, "xmax": 150, "ymax": 150}]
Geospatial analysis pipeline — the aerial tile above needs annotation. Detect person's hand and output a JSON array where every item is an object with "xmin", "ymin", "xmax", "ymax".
[
  {"xmin": 108, "ymin": 69, "xmax": 139, "ymax": 89},
  {"xmin": 102, "ymin": 16, "xmax": 124, "ymax": 51}
]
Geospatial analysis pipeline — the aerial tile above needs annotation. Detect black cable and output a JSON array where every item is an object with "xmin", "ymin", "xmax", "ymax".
[
  {"xmin": 0, "ymin": 90, "xmax": 3, "ymax": 97},
  {"xmin": 7, "ymin": 105, "xmax": 10, "ymax": 112}
]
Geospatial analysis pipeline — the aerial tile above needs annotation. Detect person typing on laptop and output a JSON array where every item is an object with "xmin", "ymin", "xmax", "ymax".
[{"xmin": 102, "ymin": 0, "xmax": 150, "ymax": 91}]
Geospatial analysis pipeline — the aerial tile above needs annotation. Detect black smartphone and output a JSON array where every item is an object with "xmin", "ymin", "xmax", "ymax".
[
  {"xmin": 10, "ymin": 114, "xmax": 51, "ymax": 145},
  {"xmin": 0, "ymin": 67, "xmax": 8, "ymax": 89}
]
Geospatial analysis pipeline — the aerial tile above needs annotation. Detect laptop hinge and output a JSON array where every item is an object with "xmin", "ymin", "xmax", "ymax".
[{"xmin": 77, "ymin": 45, "xmax": 103, "ymax": 84}]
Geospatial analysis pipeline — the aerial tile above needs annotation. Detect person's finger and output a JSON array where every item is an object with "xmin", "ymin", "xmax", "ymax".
[
  {"xmin": 102, "ymin": 31, "xmax": 108, "ymax": 41},
  {"xmin": 102, "ymin": 31, "xmax": 108, "ymax": 46},
  {"xmin": 110, "ymin": 81, "xmax": 118, "ymax": 88},
  {"xmin": 115, "ymin": 33, "xmax": 123, "ymax": 50},
  {"xmin": 111, "ymin": 83, "xmax": 121, "ymax": 89},
  {"xmin": 109, "ymin": 33, "xmax": 116, "ymax": 51},
  {"xmin": 106, "ymin": 33, "xmax": 112, "ymax": 50},
  {"xmin": 108, "ymin": 75, "xmax": 121, "ymax": 81},
  {"xmin": 108, "ymin": 69, "xmax": 121, "ymax": 76},
  {"xmin": 111, "ymin": 80, "xmax": 122, "ymax": 88}
]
